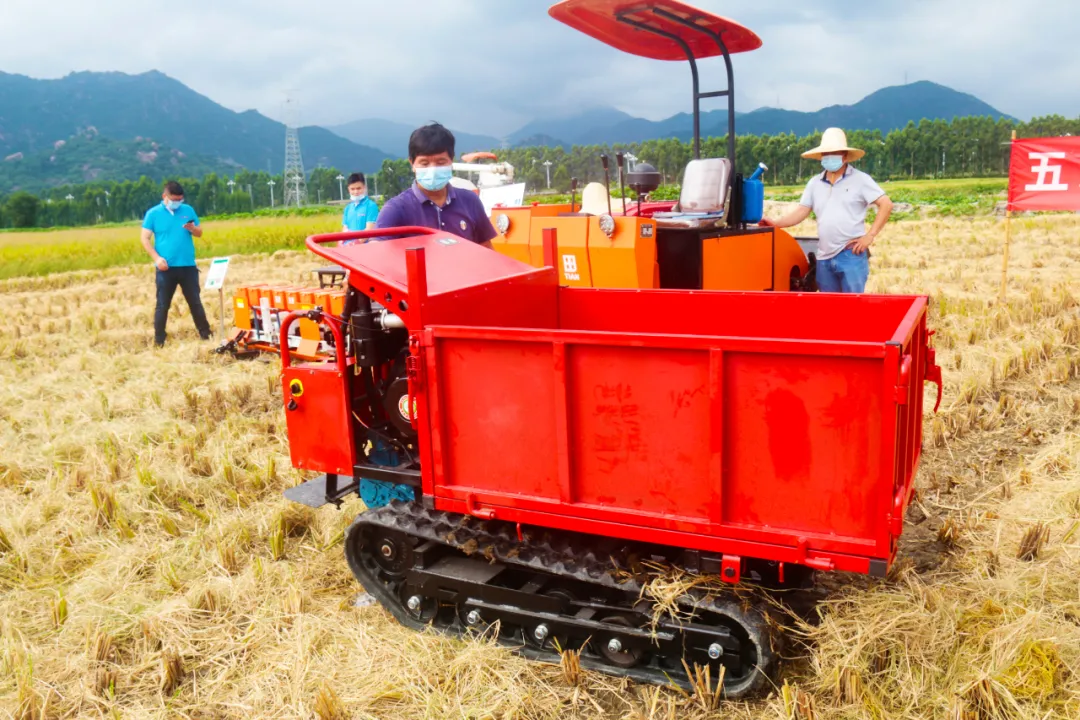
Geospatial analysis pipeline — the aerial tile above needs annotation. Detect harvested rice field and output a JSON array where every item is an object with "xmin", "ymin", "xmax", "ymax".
[{"xmin": 1, "ymin": 214, "xmax": 1079, "ymax": 719}]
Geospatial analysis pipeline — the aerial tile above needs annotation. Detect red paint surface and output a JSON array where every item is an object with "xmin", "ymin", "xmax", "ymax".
[
  {"xmin": 549, "ymin": 0, "xmax": 762, "ymax": 60},
  {"xmin": 1007, "ymin": 136, "xmax": 1080, "ymax": 212},
  {"xmin": 282, "ymin": 365, "xmax": 355, "ymax": 476}
]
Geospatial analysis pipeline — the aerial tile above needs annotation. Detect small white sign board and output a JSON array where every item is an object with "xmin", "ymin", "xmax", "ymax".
[
  {"xmin": 480, "ymin": 183, "xmax": 526, "ymax": 215},
  {"xmin": 204, "ymin": 257, "xmax": 231, "ymax": 291}
]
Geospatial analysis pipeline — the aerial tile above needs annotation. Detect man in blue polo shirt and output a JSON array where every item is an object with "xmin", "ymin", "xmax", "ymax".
[
  {"xmin": 375, "ymin": 123, "xmax": 497, "ymax": 247},
  {"xmin": 140, "ymin": 180, "xmax": 212, "ymax": 347},
  {"xmin": 341, "ymin": 172, "xmax": 380, "ymax": 245}
]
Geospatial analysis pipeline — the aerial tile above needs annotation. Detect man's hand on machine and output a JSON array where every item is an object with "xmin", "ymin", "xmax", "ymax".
[{"xmin": 757, "ymin": 217, "xmax": 774, "ymax": 228}]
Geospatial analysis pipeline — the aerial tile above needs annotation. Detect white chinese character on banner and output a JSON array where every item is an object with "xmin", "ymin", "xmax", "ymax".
[{"xmin": 1025, "ymin": 152, "xmax": 1068, "ymax": 191}]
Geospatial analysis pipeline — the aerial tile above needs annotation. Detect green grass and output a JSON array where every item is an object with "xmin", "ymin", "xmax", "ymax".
[
  {"xmin": 766, "ymin": 177, "xmax": 1008, "ymax": 217},
  {"xmin": 524, "ymin": 184, "xmax": 680, "ymax": 206},
  {"xmin": 529, "ymin": 177, "xmax": 1008, "ymax": 218},
  {"xmin": 0, "ymin": 215, "xmax": 341, "ymax": 280},
  {"xmin": 765, "ymin": 176, "xmax": 1007, "ymax": 195}
]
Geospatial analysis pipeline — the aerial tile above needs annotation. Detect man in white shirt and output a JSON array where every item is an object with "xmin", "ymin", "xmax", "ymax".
[{"xmin": 763, "ymin": 128, "xmax": 893, "ymax": 293}]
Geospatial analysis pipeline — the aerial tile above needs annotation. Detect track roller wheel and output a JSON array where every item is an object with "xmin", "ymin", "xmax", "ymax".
[
  {"xmin": 596, "ymin": 615, "xmax": 645, "ymax": 669},
  {"xmin": 370, "ymin": 528, "xmax": 414, "ymax": 578},
  {"xmin": 401, "ymin": 588, "xmax": 438, "ymax": 624},
  {"xmin": 685, "ymin": 600, "xmax": 776, "ymax": 699},
  {"xmin": 457, "ymin": 604, "xmax": 493, "ymax": 633},
  {"xmin": 524, "ymin": 588, "xmax": 576, "ymax": 651},
  {"xmin": 344, "ymin": 516, "xmax": 415, "ymax": 582}
]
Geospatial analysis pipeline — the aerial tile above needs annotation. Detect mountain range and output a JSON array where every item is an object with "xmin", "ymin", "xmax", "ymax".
[
  {"xmin": 0, "ymin": 70, "xmax": 391, "ymax": 193},
  {"xmin": 328, "ymin": 118, "xmax": 501, "ymax": 161},
  {"xmin": 503, "ymin": 82, "xmax": 1012, "ymax": 148},
  {"xmin": 0, "ymin": 130, "xmax": 237, "ymax": 194},
  {"xmin": 0, "ymin": 70, "xmax": 1013, "ymax": 194},
  {"xmin": 333, "ymin": 81, "xmax": 1011, "ymax": 153}
]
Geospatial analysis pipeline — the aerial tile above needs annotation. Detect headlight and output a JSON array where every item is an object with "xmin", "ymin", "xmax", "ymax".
[
  {"xmin": 495, "ymin": 213, "xmax": 511, "ymax": 234},
  {"xmin": 598, "ymin": 214, "xmax": 616, "ymax": 237}
]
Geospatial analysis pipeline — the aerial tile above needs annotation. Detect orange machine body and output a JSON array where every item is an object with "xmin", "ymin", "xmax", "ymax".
[
  {"xmin": 227, "ymin": 281, "xmax": 346, "ymax": 361},
  {"xmin": 490, "ymin": 204, "xmax": 570, "ymax": 266},
  {"xmin": 700, "ymin": 227, "xmax": 809, "ymax": 292},
  {"xmin": 488, "ymin": 205, "xmax": 809, "ymax": 292},
  {"xmin": 232, "ymin": 287, "xmax": 255, "ymax": 330}
]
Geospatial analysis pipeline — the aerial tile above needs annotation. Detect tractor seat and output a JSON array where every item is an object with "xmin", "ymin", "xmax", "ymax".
[{"xmin": 653, "ymin": 158, "xmax": 731, "ymax": 230}]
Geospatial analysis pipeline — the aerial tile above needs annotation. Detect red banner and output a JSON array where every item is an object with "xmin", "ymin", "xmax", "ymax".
[{"xmin": 1008, "ymin": 136, "xmax": 1080, "ymax": 212}]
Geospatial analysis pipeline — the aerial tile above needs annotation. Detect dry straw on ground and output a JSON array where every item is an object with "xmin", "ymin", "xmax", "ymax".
[{"xmin": 1, "ymin": 214, "xmax": 1079, "ymax": 718}]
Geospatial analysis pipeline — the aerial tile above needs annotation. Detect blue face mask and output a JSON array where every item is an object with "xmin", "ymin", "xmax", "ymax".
[
  {"xmin": 415, "ymin": 166, "xmax": 453, "ymax": 192},
  {"xmin": 821, "ymin": 155, "xmax": 844, "ymax": 173},
  {"xmin": 165, "ymin": 199, "xmax": 182, "ymax": 211},
  {"xmin": 350, "ymin": 193, "xmax": 366, "ymax": 203}
]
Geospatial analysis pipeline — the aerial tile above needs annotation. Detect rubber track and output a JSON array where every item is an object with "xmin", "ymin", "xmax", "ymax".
[{"xmin": 345, "ymin": 500, "xmax": 776, "ymax": 698}]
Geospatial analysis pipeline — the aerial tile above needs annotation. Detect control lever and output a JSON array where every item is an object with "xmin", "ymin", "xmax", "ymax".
[
  {"xmin": 615, "ymin": 152, "xmax": 628, "ymax": 216},
  {"xmin": 570, "ymin": 177, "xmax": 579, "ymax": 213},
  {"xmin": 599, "ymin": 154, "xmax": 613, "ymax": 216}
]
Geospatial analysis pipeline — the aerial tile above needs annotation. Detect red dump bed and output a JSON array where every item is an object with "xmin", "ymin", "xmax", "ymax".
[{"xmin": 310, "ymin": 230, "xmax": 940, "ymax": 575}]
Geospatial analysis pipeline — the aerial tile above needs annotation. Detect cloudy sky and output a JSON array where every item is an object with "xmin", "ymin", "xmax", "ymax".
[{"xmin": 2, "ymin": 0, "xmax": 1077, "ymax": 136}]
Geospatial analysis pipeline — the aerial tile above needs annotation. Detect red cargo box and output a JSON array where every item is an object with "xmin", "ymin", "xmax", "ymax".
[{"xmin": 307, "ymin": 229, "xmax": 939, "ymax": 576}]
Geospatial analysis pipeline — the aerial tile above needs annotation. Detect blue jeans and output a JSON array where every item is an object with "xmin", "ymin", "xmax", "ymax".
[
  {"xmin": 816, "ymin": 248, "xmax": 869, "ymax": 293},
  {"xmin": 155, "ymin": 266, "xmax": 211, "ymax": 345}
]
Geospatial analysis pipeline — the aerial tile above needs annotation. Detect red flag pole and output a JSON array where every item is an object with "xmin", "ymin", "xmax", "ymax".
[{"xmin": 999, "ymin": 129, "xmax": 1017, "ymax": 303}]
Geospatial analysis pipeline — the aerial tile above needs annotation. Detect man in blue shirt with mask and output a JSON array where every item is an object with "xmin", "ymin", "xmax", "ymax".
[
  {"xmin": 140, "ymin": 180, "xmax": 212, "ymax": 347},
  {"xmin": 375, "ymin": 123, "xmax": 497, "ymax": 247},
  {"xmin": 340, "ymin": 172, "xmax": 380, "ymax": 245}
]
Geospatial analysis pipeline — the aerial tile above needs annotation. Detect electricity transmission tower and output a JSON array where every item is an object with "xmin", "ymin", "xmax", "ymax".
[{"xmin": 283, "ymin": 97, "xmax": 307, "ymax": 208}]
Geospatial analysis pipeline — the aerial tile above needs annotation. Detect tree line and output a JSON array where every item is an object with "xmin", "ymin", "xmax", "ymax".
[
  {"xmin": 499, "ymin": 115, "xmax": 1078, "ymax": 192},
  {"xmin": 2, "ymin": 114, "xmax": 1077, "ymax": 230}
]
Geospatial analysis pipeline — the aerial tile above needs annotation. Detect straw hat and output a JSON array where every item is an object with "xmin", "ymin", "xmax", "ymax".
[
  {"xmin": 579, "ymin": 181, "xmax": 624, "ymax": 215},
  {"xmin": 801, "ymin": 127, "xmax": 865, "ymax": 161}
]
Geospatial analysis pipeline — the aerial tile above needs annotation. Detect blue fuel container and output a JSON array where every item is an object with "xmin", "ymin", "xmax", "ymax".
[{"xmin": 740, "ymin": 162, "xmax": 767, "ymax": 224}]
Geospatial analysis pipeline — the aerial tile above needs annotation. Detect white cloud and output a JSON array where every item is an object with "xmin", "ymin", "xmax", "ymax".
[{"xmin": 0, "ymin": 0, "xmax": 1076, "ymax": 139}]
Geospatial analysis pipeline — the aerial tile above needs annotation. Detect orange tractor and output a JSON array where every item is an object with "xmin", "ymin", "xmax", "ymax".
[
  {"xmin": 489, "ymin": 0, "xmax": 817, "ymax": 294},
  {"xmin": 220, "ymin": 0, "xmax": 818, "ymax": 361}
]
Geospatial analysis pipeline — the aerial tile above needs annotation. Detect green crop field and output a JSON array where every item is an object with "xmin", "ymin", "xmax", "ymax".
[
  {"xmin": 0, "ymin": 213, "xmax": 342, "ymax": 281},
  {"xmin": 0, "ymin": 177, "xmax": 1019, "ymax": 282}
]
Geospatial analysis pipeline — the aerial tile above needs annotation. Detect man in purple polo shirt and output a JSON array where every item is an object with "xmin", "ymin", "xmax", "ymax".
[{"xmin": 374, "ymin": 123, "xmax": 497, "ymax": 247}]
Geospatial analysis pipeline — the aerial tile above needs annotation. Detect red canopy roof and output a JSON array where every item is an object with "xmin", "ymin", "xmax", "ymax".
[{"xmin": 549, "ymin": 0, "xmax": 762, "ymax": 61}]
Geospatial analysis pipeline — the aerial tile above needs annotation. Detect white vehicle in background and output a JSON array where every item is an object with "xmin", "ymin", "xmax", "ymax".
[
  {"xmin": 451, "ymin": 151, "xmax": 515, "ymax": 190},
  {"xmin": 450, "ymin": 152, "xmax": 525, "ymax": 213}
]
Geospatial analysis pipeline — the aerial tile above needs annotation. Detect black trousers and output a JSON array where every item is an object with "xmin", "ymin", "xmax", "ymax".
[{"xmin": 155, "ymin": 266, "xmax": 211, "ymax": 345}]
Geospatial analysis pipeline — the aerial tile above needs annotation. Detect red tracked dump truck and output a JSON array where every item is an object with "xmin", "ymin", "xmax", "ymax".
[{"xmin": 279, "ymin": 226, "xmax": 943, "ymax": 697}]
